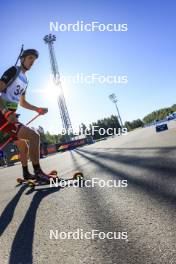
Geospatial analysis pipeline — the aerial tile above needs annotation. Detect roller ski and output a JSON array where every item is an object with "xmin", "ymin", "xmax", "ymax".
[
  {"xmin": 16, "ymin": 170, "xmax": 58, "ymax": 187},
  {"xmin": 27, "ymin": 171, "xmax": 84, "ymax": 188}
]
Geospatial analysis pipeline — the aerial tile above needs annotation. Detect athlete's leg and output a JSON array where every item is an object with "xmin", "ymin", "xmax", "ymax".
[
  {"xmin": 16, "ymin": 125, "xmax": 55, "ymax": 181},
  {"xmin": 14, "ymin": 139, "xmax": 34, "ymax": 179},
  {"xmin": 14, "ymin": 139, "xmax": 29, "ymax": 167},
  {"xmin": 16, "ymin": 126, "xmax": 40, "ymax": 165}
]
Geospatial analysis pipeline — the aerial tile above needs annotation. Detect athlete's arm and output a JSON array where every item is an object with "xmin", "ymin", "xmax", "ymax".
[
  {"xmin": 0, "ymin": 80, "xmax": 6, "ymax": 92},
  {"xmin": 0, "ymin": 66, "xmax": 17, "ymax": 113},
  {"xmin": 20, "ymin": 95, "xmax": 39, "ymax": 112},
  {"xmin": 0, "ymin": 67, "xmax": 17, "ymax": 91},
  {"xmin": 20, "ymin": 95, "xmax": 48, "ymax": 114},
  {"xmin": 0, "ymin": 82, "xmax": 17, "ymax": 123},
  {"xmin": 0, "ymin": 81, "xmax": 8, "ymax": 113},
  {"xmin": 0, "ymin": 97, "xmax": 7, "ymax": 113}
]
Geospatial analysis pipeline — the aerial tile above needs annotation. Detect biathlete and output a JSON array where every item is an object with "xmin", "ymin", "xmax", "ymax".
[{"xmin": 0, "ymin": 49, "xmax": 55, "ymax": 182}]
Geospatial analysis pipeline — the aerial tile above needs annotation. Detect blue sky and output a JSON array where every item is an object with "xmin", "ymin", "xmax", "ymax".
[{"xmin": 1, "ymin": 0, "xmax": 176, "ymax": 134}]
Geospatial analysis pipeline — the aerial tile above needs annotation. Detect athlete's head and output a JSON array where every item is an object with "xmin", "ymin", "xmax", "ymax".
[{"xmin": 20, "ymin": 49, "xmax": 39, "ymax": 71}]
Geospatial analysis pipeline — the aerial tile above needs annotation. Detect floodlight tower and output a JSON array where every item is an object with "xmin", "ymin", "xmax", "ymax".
[
  {"xmin": 109, "ymin": 93, "xmax": 123, "ymax": 127},
  {"xmin": 43, "ymin": 34, "xmax": 73, "ymax": 136}
]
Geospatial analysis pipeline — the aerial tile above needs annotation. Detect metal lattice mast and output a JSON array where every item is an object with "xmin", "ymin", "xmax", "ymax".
[{"xmin": 43, "ymin": 34, "xmax": 73, "ymax": 134}]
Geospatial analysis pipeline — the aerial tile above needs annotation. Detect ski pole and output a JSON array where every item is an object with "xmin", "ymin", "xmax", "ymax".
[
  {"xmin": 0, "ymin": 113, "xmax": 41, "ymax": 151},
  {"xmin": 0, "ymin": 136, "xmax": 14, "ymax": 151},
  {"xmin": 15, "ymin": 44, "xmax": 24, "ymax": 66},
  {"xmin": 0, "ymin": 122, "xmax": 9, "ymax": 132},
  {"xmin": 25, "ymin": 113, "xmax": 40, "ymax": 126}
]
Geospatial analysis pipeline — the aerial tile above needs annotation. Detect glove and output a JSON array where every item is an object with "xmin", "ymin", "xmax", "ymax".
[{"xmin": 37, "ymin": 108, "xmax": 48, "ymax": 115}]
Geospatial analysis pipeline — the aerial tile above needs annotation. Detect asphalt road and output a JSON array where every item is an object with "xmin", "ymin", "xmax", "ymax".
[{"xmin": 0, "ymin": 121, "xmax": 176, "ymax": 264}]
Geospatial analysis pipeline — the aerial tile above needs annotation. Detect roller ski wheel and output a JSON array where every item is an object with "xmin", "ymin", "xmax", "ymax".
[
  {"xmin": 49, "ymin": 170, "xmax": 58, "ymax": 176},
  {"xmin": 73, "ymin": 171, "xmax": 84, "ymax": 180},
  {"xmin": 16, "ymin": 178, "xmax": 25, "ymax": 185},
  {"xmin": 73, "ymin": 171, "xmax": 84, "ymax": 188},
  {"xmin": 48, "ymin": 170, "xmax": 58, "ymax": 179},
  {"xmin": 27, "ymin": 180, "xmax": 37, "ymax": 188}
]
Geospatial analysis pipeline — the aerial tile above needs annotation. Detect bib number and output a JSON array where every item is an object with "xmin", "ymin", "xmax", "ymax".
[{"xmin": 14, "ymin": 85, "xmax": 25, "ymax": 96}]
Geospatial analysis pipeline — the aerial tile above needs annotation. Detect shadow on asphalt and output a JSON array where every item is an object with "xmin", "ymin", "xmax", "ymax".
[
  {"xmin": 69, "ymin": 150, "xmax": 84, "ymax": 170},
  {"xmin": 76, "ymin": 147, "xmax": 176, "ymax": 178},
  {"xmin": 8, "ymin": 186, "xmax": 60, "ymax": 264},
  {"xmin": 92, "ymin": 146, "xmax": 176, "ymax": 152},
  {"xmin": 74, "ymin": 147, "xmax": 176, "ymax": 206},
  {"xmin": 2, "ymin": 146, "xmax": 175, "ymax": 263},
  {"xmin": 0, "ymin": 185, "xmax": 27, "ymax": 236},
  {"xmin": 68, "ymin": 150, "xmax": 153, "ymax": 264}
]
